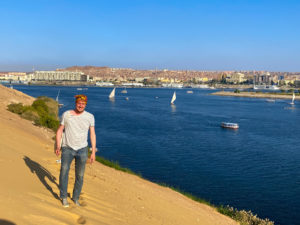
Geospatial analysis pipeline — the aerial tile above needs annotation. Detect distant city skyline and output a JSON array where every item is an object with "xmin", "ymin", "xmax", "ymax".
[{"xmin": 0, "ymin": 0, "xmax": 299, "ymax": 72}]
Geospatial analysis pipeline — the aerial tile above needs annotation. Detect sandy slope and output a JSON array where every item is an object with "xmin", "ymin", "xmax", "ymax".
[{"xmin": 0, "ymin": 85, "xmax": 238, "ymax": 225}]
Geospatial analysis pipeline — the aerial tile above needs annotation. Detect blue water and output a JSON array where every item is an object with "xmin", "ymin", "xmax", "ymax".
[{"xmin": 10, "ymin": 85, "xmax": 300, "ymax": 225}]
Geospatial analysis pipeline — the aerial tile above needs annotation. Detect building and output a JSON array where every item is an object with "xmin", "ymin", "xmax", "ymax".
[
  {"xmin": 294, "ymin": 80, "xmax": 300, "ymax": 88},
  {"xmin": 254, "ymin": 73, "xmax": 271, "ymax": 85},
  {"xmin": 226, "ymin": 73, "xmax": 246, "ymax": 84},
  {"xmin": 33, "ymin": 71, "xmax": 88, "ymax": 82},
  {"xmin": 283, "ymin": 79, "xmax": 295, "ymax": 85},
  {"xmin": 0, "ymin": 72, "xmax": 29, "ymax": 83}
]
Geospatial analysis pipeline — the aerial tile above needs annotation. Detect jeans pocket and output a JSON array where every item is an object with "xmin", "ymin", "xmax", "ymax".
[
  {"xmin": 77, "ymin": 146, "xmax": 88, "ymax": 160},
  {"xmin": 62, "ymin": 146, "xmax": 70, "ymax": 153}
]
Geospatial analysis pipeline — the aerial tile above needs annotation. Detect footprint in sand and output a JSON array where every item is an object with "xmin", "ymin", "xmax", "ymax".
[
  {"xmin": 79, "ymin": 201, "xmax": 87, "ymax": 207},
  {"xmin": 77, "ymin": 216, "xmax": 86, "ymax": 224},
  {"xmin": 77, "ymin": 196, "xmax": 87, "ymax": 207}
]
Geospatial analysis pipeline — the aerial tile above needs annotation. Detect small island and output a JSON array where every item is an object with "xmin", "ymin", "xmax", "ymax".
[{"xmin": 211, "ymin": 90, "xmax": 299, "ymax": 100}]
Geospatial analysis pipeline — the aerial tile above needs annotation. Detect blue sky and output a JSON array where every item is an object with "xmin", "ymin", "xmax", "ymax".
[{"xmin": 0, "ymin": 0, "xmax": 299, "ymax": 71}]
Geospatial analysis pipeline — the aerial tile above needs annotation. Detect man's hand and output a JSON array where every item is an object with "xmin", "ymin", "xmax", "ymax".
[
  {"xmin": 55, "ymin": 148, "xmax": 61, "ymax": 156},
  {"xmin": 90, "ymin": 152, "xmax": 96, "ymax": 164}
]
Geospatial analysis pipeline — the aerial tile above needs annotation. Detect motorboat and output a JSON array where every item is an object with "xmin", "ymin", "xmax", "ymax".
[
  {"xmin": 121, "ymin": 88, "xmax": 127, "ymax": 94},
  {"xmin": 221, "ymin": 122, "xmax": 239, "ymax": 129},
  {"xmin": 266, "ymin": 99, "xmax": 276, "ymax": 103}
]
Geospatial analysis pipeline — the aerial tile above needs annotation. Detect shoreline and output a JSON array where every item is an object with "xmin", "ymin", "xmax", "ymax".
[
  {"xmin": 4, "ymin": 82, "xmax": 298, "ymax": 90},
  {"xmin": 211, "ymin": 91, "xmax": 299, "ymax": 100},
  {"xmin": 3, "ymin": 82, "xmax": 299, "ymax": 93}
]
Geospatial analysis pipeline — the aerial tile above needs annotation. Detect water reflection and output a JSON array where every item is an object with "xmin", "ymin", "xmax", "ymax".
[
  {"xmin": 171, "ymin": 104, "xmax": 176, "ymax": 113},
  {"xmin": 109, "ymin": 98, "xmax": 115, "ymax": 103}
]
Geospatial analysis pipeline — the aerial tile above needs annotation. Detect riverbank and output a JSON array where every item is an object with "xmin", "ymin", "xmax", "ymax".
[
  {"xmin": 211, "ymin": 91, "xmax": 299, "ymax": 100},
  {"xmin": 0, "ymin": 84, "xmax": 238, "ymax": 225}
]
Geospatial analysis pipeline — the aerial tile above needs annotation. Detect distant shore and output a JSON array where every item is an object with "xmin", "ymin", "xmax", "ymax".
[
  {"xmin": 211, "ymin": 91, "xmax": 299, "ymax": 100},
  {"xmin": 2, "ymin": 82, "xmax": 299, "ymax": 91}
]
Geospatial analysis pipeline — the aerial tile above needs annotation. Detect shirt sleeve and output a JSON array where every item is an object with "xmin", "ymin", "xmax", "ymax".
[
  {"xmin": 60, "ymin": 111, "xmax": 67, "ymax": 125},
  {"xmin": 90, "ymin": 114, "xmax": 95, "ymax": 127}
]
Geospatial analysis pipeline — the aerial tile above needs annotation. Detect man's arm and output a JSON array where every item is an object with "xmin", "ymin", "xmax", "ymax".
[
  {"xmin": 55, "ymin": 125, "xmax": 65, "ymax": 156},
  {"xmin": 89, "ymin": 126, "xmax": 96, "ymax": 163}
]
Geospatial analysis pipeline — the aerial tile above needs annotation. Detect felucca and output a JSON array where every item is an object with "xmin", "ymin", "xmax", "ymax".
[
  {"xmin": 171, "ymin": 91, "xmax": 176, "ymax": 104},
  {"xmin": 56, "ymin": 90, "xmax": 64, "ymax": 107},
  {"xmin": 109, "ymin": 87, "xmax": 116, "ymax": 99},
  {"xmin": 290, "ymin": 92, "xmax": 295, "ymax": 105},
  {"xmin": 56, "ymin": 90, "xmax": 60, "ymax": 102}
]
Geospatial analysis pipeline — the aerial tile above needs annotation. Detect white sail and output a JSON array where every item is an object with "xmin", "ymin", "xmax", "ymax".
[
  {"xmin": 109, "ymin": 88, "xmax": 116, "ymax": 98},
  {"xmin": 56, "ymin": 90, "xmax": 60, "ymax": 102},
  {"xmin": 171, "ymin": 91, "xmax": 176, "ymax": 104},
  {"xmin": 291, "ymin": 92, "xmax": 295, "ymax": 104},
  {"xmin": 56, "ymin": 90, "xmax": 64, "ymax": 107}
]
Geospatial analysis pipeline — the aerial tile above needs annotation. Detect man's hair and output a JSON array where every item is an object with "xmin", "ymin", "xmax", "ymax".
[{"xmin": 75, "ymin": 94, "xmax": 88, "ymax": 103}]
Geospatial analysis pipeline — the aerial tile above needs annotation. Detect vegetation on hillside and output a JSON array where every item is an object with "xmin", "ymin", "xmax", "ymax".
[
  {"xmin": 218, "ymin": 205, "xmax": 274, "ymax": 225},
  {"xmin": 7, "ymin": 96, "xmax": 59, "ymax": 131}
]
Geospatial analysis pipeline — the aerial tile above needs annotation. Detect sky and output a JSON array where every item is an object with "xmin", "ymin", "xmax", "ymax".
[{"xmin": 0, "ymin": 0, "xmax": 299, "ymax": 72}]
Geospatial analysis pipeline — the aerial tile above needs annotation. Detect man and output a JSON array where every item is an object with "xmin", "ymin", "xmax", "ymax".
[{"xmin": 55, "ymin": 94, "xmax": 96, "ymax": 207}]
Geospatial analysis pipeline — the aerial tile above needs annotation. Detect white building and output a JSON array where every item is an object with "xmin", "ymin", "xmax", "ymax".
[{"xmin": 33, "ymin": 71, "xmax": 88, "ymax": 81}]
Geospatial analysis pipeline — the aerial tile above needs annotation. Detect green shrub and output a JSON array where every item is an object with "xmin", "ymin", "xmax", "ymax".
[
  {"xmin": 7, "ymin": 97, "xmax": 59, "ymax": 132},
  {"xmin": 234, "ymin": 89, "xmax": 240, "ymax": 93},
  {"xmin": 217, "ymin": 205, "xmax": 274, "ymax": 225},
  {"xmin": 7, "ymin": 103, "xmax": 25, "ymax": 114},
  {"xmin": 21, "ymin": 108, "xmax": 39, "ymax": 121},
  {"xmin": 36, "ymin": 96, "xmax": 59, "ymax": 117},
  {"xmin": 38, "ymin": 114, "xmax": 60, "ymax": 131},
  {"xmin": 32, "ymin": 99, "xmax": 49, "ymax": 115}
]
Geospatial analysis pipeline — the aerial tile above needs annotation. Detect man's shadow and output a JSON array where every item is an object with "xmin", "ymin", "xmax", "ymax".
[{"xmin": 23, "ymin": 156, "xmax": 60, "ymax": 200}]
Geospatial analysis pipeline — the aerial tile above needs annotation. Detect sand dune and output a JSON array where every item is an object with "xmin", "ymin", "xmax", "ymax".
[{"xmin": 0, "ymin": 85, "xmax": 237, "ymax": 225}]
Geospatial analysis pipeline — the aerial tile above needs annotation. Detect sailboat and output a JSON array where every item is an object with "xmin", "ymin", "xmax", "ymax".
[
  {"xmin": 109, "ymin": 87, "xmax": 116, "ymax": 99},
  {"xmin": 56, "ymin": 90, "xmax": 63, "ymax": 107},
  {"xmin": 56, "ymin": 90, "xmax": 60, "ymax": 102},
  {"xmin": 290, "ymin": 92, "xmax": 295, "ymax": 105},
  {"xmin": 171, "ymin": 91, "xmax": 176, "ymax": 104}
]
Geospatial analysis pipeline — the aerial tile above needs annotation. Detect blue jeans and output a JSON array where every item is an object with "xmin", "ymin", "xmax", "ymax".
[{"xmin": 59, "ymin": 146, "xmax": 88, "ymax": 201}]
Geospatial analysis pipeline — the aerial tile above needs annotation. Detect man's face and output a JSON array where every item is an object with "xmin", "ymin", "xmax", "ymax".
[{"xmin": 75, "ymin": 100, "xmax": 86, "ymax": 113}]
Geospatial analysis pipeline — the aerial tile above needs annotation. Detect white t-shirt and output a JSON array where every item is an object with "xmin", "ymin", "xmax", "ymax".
[{"xmin": 61, "ymin": 110, "xmax": 95, "ymax": 150}]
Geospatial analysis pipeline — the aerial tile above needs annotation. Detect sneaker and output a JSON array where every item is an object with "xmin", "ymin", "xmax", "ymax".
[
  {"xmin": 73, "ymin": 199, "xmax": 81, "ymax": 206},
  {"xmin": 62, "ymin": 198, "xmax": 69, "ymax": 208}
]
